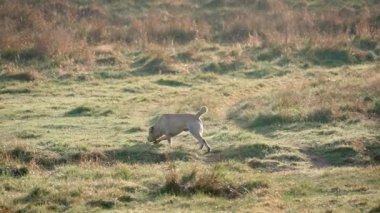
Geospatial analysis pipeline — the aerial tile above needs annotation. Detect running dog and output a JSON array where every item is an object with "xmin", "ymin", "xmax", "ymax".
[{"xmin": 147, "ymin": 106, "xmax": 211, "ymax": 153}]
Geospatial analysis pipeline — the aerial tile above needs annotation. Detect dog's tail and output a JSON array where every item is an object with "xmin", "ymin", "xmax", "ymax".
[{"xmin": 195, "ymin": 106, "xmax": 208, "ymax": 118}]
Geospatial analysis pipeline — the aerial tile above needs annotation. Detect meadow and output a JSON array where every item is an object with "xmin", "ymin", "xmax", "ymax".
[{"xmin": 1, "ymin": 0, "xmax": 380, "ymax": 212}]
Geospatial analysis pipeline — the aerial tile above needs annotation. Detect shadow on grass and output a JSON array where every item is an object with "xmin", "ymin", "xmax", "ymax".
[
  {"xmin": 227, "ymin": 102, "xmax": 333, "ymax": 138},
  {"xmin": 131, "ymin": 56, "xmax": 177, "ymax": 76},
  {"xmin": 251, "ymin": 122, "xmax": 323, "ymax": 138},
  {"xmin": 304, "ymin": 139, "xmax": 380, "ymax": 167},
  {"xmin": 2, "ymin": 143, "xmax": 190, "ymax": 171},
  {"xmin": 104, "ymin": 143, "xmax": 190, "ymax": 164},
  {"xmin": 244, "ymin": 68, "xmax": 290, "ymax": 79},
  {"xmin": 207, "ymin": 143, "xmax": 283, "ymax": 162},
  {"xmin": 155, "ymin": 79, "xmax": 191, "ymax": 87}
]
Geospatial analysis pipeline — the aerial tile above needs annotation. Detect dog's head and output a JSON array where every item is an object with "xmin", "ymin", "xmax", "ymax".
[{"xmin": 147, "ymin": 126, "xmax": 159, "ymax": 142}]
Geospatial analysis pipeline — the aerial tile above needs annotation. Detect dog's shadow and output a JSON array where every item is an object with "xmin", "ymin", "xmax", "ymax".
[{"xmin": 105, "ymin": 143, "xmax": 190, "ymax": 164}]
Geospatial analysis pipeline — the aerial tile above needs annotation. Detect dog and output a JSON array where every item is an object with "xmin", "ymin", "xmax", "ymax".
[{"xmin": 147, "ymin": 106, "xmax": 211, "ymax": 153}]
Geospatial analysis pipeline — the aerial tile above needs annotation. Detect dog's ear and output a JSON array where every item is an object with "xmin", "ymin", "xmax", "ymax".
[{"xmin": 149, "ymin": 126, "xmax": 154, "ymax": 133}]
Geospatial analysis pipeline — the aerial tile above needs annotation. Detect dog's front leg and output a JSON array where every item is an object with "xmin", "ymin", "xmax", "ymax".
[
  {"xmin": 154, "ymin": 135, "xmax": 166, "ymax": 144},
  {"xmin": 166, "ymin": 136, "xmax": 172, "ymax": 146}
]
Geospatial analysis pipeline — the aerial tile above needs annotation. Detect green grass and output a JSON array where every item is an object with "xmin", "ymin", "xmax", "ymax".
[
  {"xmin": 1, "ymin": 0, "xmax": 380, "ymax": 211},
  {"xmin": 1, "ymin": 62, "xmax": 379, "ymax": 212}
]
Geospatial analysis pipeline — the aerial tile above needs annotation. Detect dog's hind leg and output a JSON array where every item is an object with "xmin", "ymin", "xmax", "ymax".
[
  {"xmin": 202, "ymin": 139, "xmax": 211, "ymax": 153},
  {"xmin": 189, "ymin": 130, "xmax": 211, "ymax": 153},
  {"xmin": 165, "ymin": 135, "xmax": 172, "ymax": 146}
]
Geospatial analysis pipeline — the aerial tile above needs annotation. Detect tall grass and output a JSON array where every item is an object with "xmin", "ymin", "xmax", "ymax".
[
  {"xmin": 0, "ymin": 0, "xmax": 379, "ymax": 74},
  {"xmin": 0, "ymin": 0, "xmax": 102, "ymax": 64},
  {"xmin": 127, "ymin": 10, "xmax": 211, "ymax": 45}
]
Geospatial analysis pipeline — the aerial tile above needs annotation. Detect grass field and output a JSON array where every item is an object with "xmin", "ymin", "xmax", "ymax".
[
  {"xmin": 1, "ymin": 60, "xmax": 380, "ymax": 212},
  {"xmin": 1, "ymin": 0, "xmax": 380, "ymax": 212}
]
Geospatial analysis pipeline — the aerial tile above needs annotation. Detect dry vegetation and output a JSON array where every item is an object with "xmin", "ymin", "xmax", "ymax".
[{"xmin": 0, "ymin": 0, "xmax": 379, "ymax": 75}]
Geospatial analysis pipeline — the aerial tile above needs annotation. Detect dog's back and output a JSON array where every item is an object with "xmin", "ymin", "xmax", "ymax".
[{"xmin": 156, "ymin": 107, "xmax": 207, "ymax": 136}]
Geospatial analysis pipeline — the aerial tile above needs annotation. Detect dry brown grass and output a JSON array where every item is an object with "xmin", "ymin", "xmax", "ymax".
[
  {"xmin": 0, "ymin": 0, "xmax": 105, "ymax": 64},
  {"xmin": 128, "ymin": 10, "xmax": 211, "ymax": 45},
  {"xmin": 270, "ymin": 69, "xmax": 380, "ymax": 121},
  {"xmin": 0, "ymin": 0, "xmax": 379, "ymax": 74},
  {"xmin": 218, "ymin": 1, "xmax": 379, "ymax": 49}
]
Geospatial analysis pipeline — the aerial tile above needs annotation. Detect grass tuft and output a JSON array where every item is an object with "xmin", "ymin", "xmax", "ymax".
[
  {"xmin": 9, "ymin": 146, "xmax": 33, "ymax": 163},
  {"xmin": 115, "ymin": 166, "xmax": 132, "ymax": 180},
  {"xmin": 0, "ymin": 166, "xmax": 28, "ymax": 178},
  {"xmin": 17, "ymin": 187, "xmax": 50, "ymax": 204},
  {"xmin": 160, "ymin": 166, "xmax": 248, "ymax": 199}
]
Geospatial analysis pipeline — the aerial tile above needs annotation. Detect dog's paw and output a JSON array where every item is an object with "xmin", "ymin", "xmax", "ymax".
[{"xmin": 208, "ymin": 147, "xmax": 211, "ymax": 152}]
